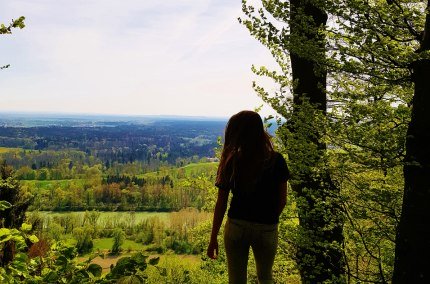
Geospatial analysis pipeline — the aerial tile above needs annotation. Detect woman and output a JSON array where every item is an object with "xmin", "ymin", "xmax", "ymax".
[{"xmin": 207, "ymin": 110, "xmax": 289, "ymax": 284}]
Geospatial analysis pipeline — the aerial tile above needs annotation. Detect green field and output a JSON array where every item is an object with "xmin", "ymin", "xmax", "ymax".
[
  {"xmin": 35, "ymin": 211, "xmax": 172, "ymax": 225},
  {"xmin": 182, "ymin": 162, "xmax": 218, "ymax": 174},
  {"xmin": 17, "ymin": 162, "xmax": 217, "ymax": 187},
  {"xmin": 0, "ymin": 147, "xmax": 22, "ymax": 154},
  {"xmin": 139, "ymin": 162, "xmax": 218, "ymax": 179},
  {"xmin": 21, "ymin": 179, "xmax": 86, "ymax": 190},
  {"xmin": 93, "ymin": 238, "xmax": 146, "ymax": 251}
]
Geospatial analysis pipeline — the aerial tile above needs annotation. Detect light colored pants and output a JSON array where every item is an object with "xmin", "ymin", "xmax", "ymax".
[{"xmin": 224, "ymin": 218, "xmax": 278, "ymax": 284}]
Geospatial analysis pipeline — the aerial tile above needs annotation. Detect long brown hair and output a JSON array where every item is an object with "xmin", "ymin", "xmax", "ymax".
[{"xmin": 216, "ymin": 110, "xmax": 274, "ymax": 188}]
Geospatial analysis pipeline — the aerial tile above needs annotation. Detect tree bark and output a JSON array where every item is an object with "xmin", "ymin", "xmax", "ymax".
[
  {"xmin": 393, "ymin": 61, "xmax": 430, "ymax": 282},
  {"xmin": 393, "ymin": 2, "xmax": 430, "ymax": 282},
  {"xmin": 289, "ymin": 0, "xmax": 345, "ymax": 282},
  {"xmin": 393, "ymin": 59, "xmax": 430, "ymax": 284}
]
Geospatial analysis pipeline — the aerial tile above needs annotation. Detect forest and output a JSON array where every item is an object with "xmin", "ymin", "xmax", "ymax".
[
  {"xmin": 2, "ymin": 0, "xmax": 430, "ymax": 283},
  {"xmin": 0, "ymin": 116, "xmax": 225, "ymax": 164}
]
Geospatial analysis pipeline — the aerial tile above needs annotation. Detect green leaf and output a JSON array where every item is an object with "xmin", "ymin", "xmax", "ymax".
[
  {"xmin": 20, "ymin": 223, "xmax": 32, "ymax": 232},
  {"xmin": 11, "ymin": 253, "xmax": 28, "ymax": 272},
  {"xmin": 28, "ymin": 235, "xmax": 39, "ymax": 243},
  {"xmin": 0, "ymin": 228, "xmax": 11, "ymax": 238},
  {"xmin": 43, "ymin": 271, "xmax": 59, "ymax": 282},
  {"xmin": 55, "ymin": 255, "xmax": 68, "ymax": 267},
  {"xmin": 0, "ymin": 200, "xmax": 12, "ymax": 211},
  {"xmin": 118, "ymin": 275, "xmax": 142, "ymax": 284},
  {"xmin": 87, "ymin": 263, "xmax": 102, "ymax": 278}
]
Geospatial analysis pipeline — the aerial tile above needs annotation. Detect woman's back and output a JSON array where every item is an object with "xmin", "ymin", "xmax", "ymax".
[{"xmin": 218, "ymin": 152, "xmax": 289, "ymax": 224}]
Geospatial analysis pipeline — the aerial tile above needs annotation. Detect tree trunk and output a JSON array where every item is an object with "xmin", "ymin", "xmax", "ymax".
[
  {"xmin": 289, "ymin": 0, "xmax": 345, "ymax": 282},
  {"xmin": 393, "ymin": 1, "xmax": 430, "ymax": 282},
  {"xmin": 393, "ymin": 49, "xmax": 430, "ymax": 284},
  {"xmin": 393, "ymin": 59, "xmax": 430, "ymax": 283}
]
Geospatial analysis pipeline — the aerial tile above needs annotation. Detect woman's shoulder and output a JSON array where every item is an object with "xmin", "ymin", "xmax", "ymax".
[
  {"xmin": 272, "ymin": 151, "xmax": 286, "ymax": 163},
  {"xmin": 263, "ymin": 151, "xmax": 285, "ymax": 169},
  {"xmin": 273, "ymin": 151, "xmax": 283, "ymax": 157}
]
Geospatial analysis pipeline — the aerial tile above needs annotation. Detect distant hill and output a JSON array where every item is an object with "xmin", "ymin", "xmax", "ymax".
[
  {"xmin": 0, "ymin": 113, "xmax": 227, "ymax": 163},
  {"xmin": 0, "ymin": 112, "xmax": 227, "ymax": 128}
]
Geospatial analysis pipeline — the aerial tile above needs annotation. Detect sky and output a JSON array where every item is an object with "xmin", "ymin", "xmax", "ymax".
[{"xmin": 0, "ymin": 0, "xmax": 279, "ymax": 118}]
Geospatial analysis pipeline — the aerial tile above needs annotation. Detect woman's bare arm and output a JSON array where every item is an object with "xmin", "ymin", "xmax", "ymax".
[
  {"xmin": 278, "ymin": 181, "xmax": 288, "ymax": 216},
  {"xmin": 207, "ymin": 189, "xmax": 229, "ymax": 259}
]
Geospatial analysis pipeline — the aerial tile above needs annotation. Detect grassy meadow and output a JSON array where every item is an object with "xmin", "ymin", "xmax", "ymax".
[{"xmin": 36, "ymin": 211, "xmax": 171, "ymax": 226}]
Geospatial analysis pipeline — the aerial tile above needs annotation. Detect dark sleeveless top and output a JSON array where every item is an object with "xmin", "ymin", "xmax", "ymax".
[{"xmin": 216, "ymin": 152, "xmax": 289, "ymax": 224}]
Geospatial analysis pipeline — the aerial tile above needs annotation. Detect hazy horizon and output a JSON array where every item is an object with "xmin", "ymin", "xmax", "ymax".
[{"xmin": 0, "ymin": 110, "xmax": 229, "ymax": 120}]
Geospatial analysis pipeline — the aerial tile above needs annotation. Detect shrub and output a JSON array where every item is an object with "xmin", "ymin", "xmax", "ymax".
[
  {"xmin": 111, "ymin": 228, "xmax": 125, "ymax": 255},
  {"xmin": 73, "ymin": 226, "xmax": 94, "ymax": 254}
]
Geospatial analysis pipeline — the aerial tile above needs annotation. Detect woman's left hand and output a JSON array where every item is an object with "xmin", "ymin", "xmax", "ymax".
[{"xmin": 207, "ymin": 239, "xmax": 219, "ymax": 259}]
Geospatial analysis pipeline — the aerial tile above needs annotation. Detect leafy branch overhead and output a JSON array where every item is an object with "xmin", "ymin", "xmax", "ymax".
[
  {"xmin": 1, "ymin": 16, "xmax": 25, "ymax": 70},
  {"xmin": 0, "ymin": 17, "xmax": 25, "ymax": 35}
]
